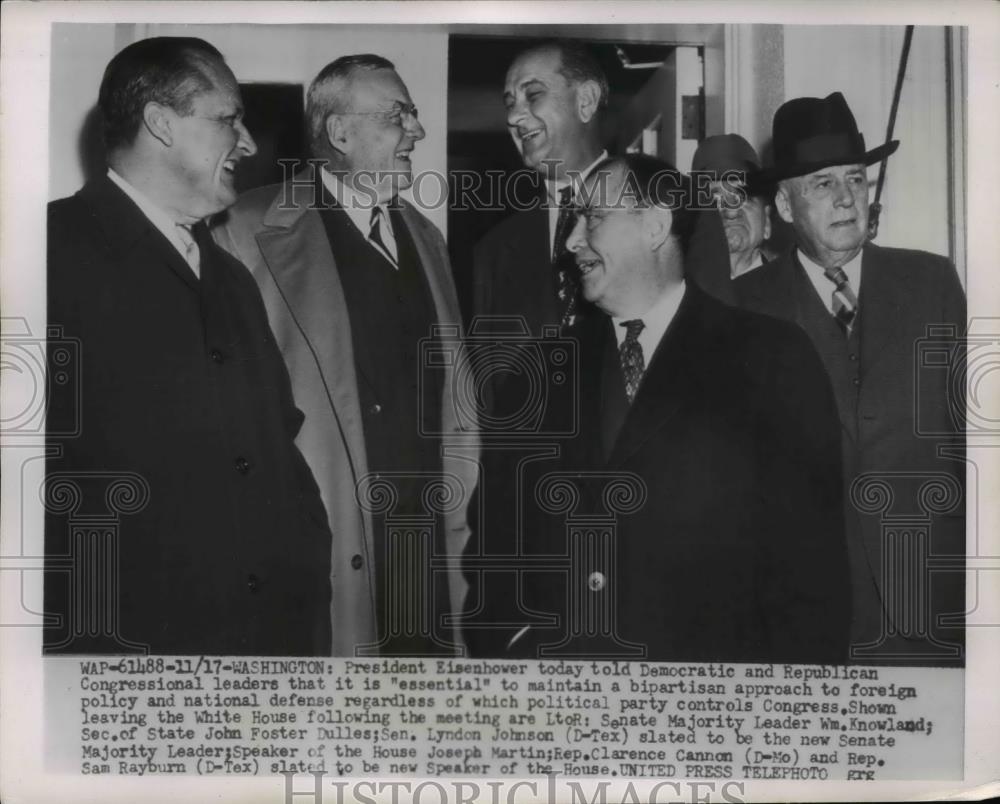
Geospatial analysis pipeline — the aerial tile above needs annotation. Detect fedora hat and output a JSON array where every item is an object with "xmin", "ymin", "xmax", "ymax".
[
  {"xmin": 762, "ymin": 91, "xmax": 899, "ymax": 182},
  {"xmin": 691, "ymin": 133, "xmax": 772, "ymax": 196}
]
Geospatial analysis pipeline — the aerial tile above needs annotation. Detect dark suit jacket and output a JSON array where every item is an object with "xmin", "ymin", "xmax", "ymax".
[
  {"xmin": 45, "ymin": 176, "xmax": 332, "ymax": 656},
  {"xmin": 734, "ymin": 244, "xmax": 967, "ymax": 665},
  {"xmin": 463, "ymin": 198, "xmax": 734, "ymax": 657},
  {"xmin": 514, "ymin": 283, "xmax": 850, "ymax": 664}
]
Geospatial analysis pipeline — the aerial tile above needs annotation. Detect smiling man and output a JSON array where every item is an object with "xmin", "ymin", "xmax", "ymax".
[
  {"xmin": 509, "ymin": 154, "xmax": 850, "ymax": 663},
  {"xmin": 215, "ymin": 55, "xmax": 476, "ymax": 657},
  {"xmin": 734, "ymin": 92, "xmax": 967, "ymax": 665},
  {"xmin": 46, "ymin": 37, "xmax": 333, "ymax": 655},
  {"xmin": 473, "ymin": 40, "xmax": 608, "ymax": 337}
]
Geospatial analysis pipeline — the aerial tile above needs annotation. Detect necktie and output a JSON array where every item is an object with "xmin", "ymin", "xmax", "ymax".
[
  {"xmin": 619, "ymin": 319, "xmax": 646, "ymax": 404},
  {"xmin": 552, "ymin": 185, "xmax": 579, "ymax": 328},
  {"xmin": 823, "ymin": 265, "xmax": 858, "ymax": 334},
  {"xmin": 175, "ymin": 224, "xmax": 200, "ymax": 277},
  {"xmin": 368, "ymin": 206, "xmax": 398, "ymax": 269}
]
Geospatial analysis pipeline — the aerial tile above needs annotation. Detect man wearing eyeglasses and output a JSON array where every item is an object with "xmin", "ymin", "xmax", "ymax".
[
  {"xmin": 46, "ymin": 37, "xmax": 333, "ymax": 655},
  {"xmin": 513, "ymin": 154, "xmax": 850, "ymax": 663},
  {"xmin": 215, "ymin": 54, "xmax": 476, "ymax": 657}
]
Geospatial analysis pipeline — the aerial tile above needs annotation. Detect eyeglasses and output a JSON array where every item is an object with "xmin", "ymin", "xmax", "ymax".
[{"xmin": 340, "ymin": 102, "xmax": 419, "ymax": 127}]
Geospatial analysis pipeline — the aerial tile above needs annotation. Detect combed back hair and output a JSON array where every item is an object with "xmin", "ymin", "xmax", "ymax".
[
  {"xmin": 98, "ymin": 37, "xmax": 225, "ymax": 152},
  {"xmin": 592, "ymin": 154, "xmax": 698, "ymax": 255},
  {"xmin": 520, "ymin": 39, "xmax": 609, "ymax": 110},
  {"xmin": 306, "ymin": 54, "xmax": 396, "ymax": 158}
]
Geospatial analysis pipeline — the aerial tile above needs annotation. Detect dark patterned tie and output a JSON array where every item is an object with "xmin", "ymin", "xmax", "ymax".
[
  {"xmin": 552, "ymin": 185, "xmax": 579, "ymax": 328},
  {"xmin": 619, "ymin": 319, "xmax": 646, "ymax": 404},
  {"xmin": 823, "ymin": 265, "xmax": 858, "ymax": 335},
  {"xmin": 368, "ymin": 206, "xmax": 398, "ymax": 268}
]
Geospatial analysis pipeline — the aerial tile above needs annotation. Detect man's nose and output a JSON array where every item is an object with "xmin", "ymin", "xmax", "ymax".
[
  {"xmin": 236, "ymin": 120, "xmax": 257, "ymax": 157},
  {"xmin": 832, "ymin": 177, "xmax": 854, "ymax": 207},
  {"xmin": 406, "ymin": 115, "xmax": 425, "ymax": 142},
  {"xmin": 506, "ymin": 100, "xmax": 527, "ymax": 129},
  {"xmin": 566, "ymin": 214, "xmax": 587, "ymax": 252}
]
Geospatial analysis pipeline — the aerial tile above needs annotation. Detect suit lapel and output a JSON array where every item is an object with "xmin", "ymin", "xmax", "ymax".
[
  {"xmin": 857, "ymin": 244, "xmax": 903, "ymax": 381},
  {"xmin": 737, "ymin": 254, "xmax": 797, "ymax": 323},
  {"xmin": 507, "ymin": 204, "xmax": 558, "ymax": 332},
  {"xmin": 604, "ymin": 286, "xmax": 700, "ymax": 468},
  {"xmin": 255, "ymin": 180, "xmax": 370, "ymax": 483},
  {"xmin": 400, "ymin": 203, "xmax": 462, "ymax": 326},
  {"xmin": 82, "ymin": 176, "xmax": 200, "ymax": 292}
]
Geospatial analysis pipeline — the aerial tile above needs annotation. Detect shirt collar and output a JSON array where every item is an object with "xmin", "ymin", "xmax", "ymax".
[
  {"xmin": 798, "ymin": 246, "xmax": 863, "ymax": 293},
  {"xmin": 107, "ymin": 168, "xmax": 183, "ymax": 230},
  {"xmin": 320, "ymin": 167, "xmax": 394, "ymax": 236},
  {"xmin": 546, "ymin": 149, "xmax": 609, "ymax": 205},
  {"xmin": 732, "ymin": 250, "xmax": 767, "ymax": 278},
  {"xmin": 106, "ymin": 168, "xmax": 193, "ymax": 260},
  {"xmin": 611, "ymin": 279, "xmax": 687, "ymax": 357}
]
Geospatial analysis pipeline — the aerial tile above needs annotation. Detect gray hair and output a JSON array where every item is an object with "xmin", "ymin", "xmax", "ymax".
[{"xmin": 306, "ymin": 53, "xmax": 395, "ymax": 158}]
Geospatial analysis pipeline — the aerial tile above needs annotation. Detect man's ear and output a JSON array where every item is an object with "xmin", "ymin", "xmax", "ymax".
[
  {"xmin": 645, "ymin": 206, "xmax": 673, "ymax": 251},
  {"xmin": 325, "ymin": 114, "xmax": 349, "ymax": 156},
  {"xmin": 774, "ymin": 185, "xmax": 795, "ymax": 225},
  {"xmin": 142, "ymin": 102, "xmax": 173, "ymax": 147},
  {"xmin": 575, "ymin": 79, "xmax": 601, "ymax": 124}
]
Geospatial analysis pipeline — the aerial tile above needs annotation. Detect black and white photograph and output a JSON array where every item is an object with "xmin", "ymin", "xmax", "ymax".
[{"xmin": 1, "ymin": 2, "xmax": 998, "ymax": 803}]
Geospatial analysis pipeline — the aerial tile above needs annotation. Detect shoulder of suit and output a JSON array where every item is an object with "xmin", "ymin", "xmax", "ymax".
[
  {"xmin": 47, "ymin": 194, "xmax": 85, "ymax": 239},
  {"xmin": 695, "ymin": 281, "xmax": 808, "ymax": 347},
  {"xmin": 220, "ymin": 181, "xmax": 287, "ymax": 226},
  {"xmin": 48, "ymin": 187, "xmax": 112, "ymax": 259},
  {"xmin": 863, "ymin": 242, "xmax": 954, "ymax": 274},
  {"xmin": 475, "ymin": 207, "xmax": 540, "ymax": 250},
  {"xmin": 397, "ymin": 198, "xmax": 445, "ymax": 239}
]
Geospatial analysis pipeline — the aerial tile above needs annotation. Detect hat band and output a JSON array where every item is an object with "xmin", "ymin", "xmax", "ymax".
[{"xmin": 793, "ymin": 132, "xmax": 867, "ymax": 164}]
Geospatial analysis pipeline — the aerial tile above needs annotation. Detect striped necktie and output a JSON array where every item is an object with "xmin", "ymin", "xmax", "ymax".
[
  {"xmin": 619, "ymin": 319, "xmax": 646, "ymax": 404},
  {"xmin": 368, "ymin": 206, "xmax": 398, "ymax": 269},
  {"xmin": 823, "ymin": 265, "xmax": 858, "ymax": 334}
]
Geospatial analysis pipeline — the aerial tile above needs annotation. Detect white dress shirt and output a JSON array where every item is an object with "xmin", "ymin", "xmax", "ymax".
[
  {"xmin": 798, "ymin": 248, "xmax": 863, "ymax": 316},
  {"xmin": 321, "ymin": 167, "xmax": 398, "ymax": 265},
  {"xmin": 611, "ymin": 280, "xmax": 688, "ymax": 366},
  {"xmin": 732, "ymin": 251, "xmax": 767, "ymax": 279},
  {"xmin": 107, "ymin": 168, "xmax": 200, "ymax": 277}
]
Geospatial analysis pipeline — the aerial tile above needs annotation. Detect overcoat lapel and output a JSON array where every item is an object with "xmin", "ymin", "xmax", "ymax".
[
  {"xmin": 400, "ymin": 204, "xmax": 463, "ymax": 329},
  {"xmin": 604, "ymin": 286, "xmax": 702, "ymax": 469},
  {"xmin": 255, "ymin": 187, "xmax": 371, "ymax": 490},
  {"xmin": 857, "ymin": 244, "xmax": 903, "ymax": 382},
  {"xmin": 82, "ymin": 177, "xmax": 201, "ymax": 292}
]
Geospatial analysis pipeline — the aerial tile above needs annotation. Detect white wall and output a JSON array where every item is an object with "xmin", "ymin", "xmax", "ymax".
[
  {"xmin": 783, "ymin": 25, "xmax": 953, "ymax": 265},
  {"xmin": 48, "ymin": 23, "xmax": 118, "ymax": 202},
  {"xmin": 721, "ymin": 25, "xmax": 960, "ymax": 278},
  {"xmin": 48, "ymin": 23, "xmax": 450, "ymax": 236}
]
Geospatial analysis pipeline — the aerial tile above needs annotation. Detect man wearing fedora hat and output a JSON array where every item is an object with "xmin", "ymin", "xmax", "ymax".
[
  {"xmin": 691, "ymin": 133, "xmax": 774, "ymax": 279},
  {"xmin": 734, "ymin": 92, "xmax": 966, "ymax": 666}
]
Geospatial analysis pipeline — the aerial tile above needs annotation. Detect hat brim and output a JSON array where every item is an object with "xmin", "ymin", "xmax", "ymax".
[{"xmin": 757, "ymin": 139, "xmax": 899, "ymax": 185}]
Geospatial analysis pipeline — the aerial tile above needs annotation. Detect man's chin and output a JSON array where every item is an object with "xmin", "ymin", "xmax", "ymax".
[{"xmin": 827, "ymin": 229, "xmax": 866, "ymax": 253}]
